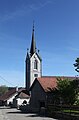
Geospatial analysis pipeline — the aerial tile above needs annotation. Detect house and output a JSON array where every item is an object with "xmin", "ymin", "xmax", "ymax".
[
  {"xmin": 29, "ymin": 76, "xmax": 78, "ymax": 112},
  {"xmin": 0, "ymin": 88, "xmax": 18, "ymax": 106},
  {"xmin": 29, "ymin": 76, "xmax": 57, "ymax": 112},
  {"xmin": 0, "ymin": 87, "xmax": 24, "ymax": 106},
  {"xmin": 13, "ymin": 89, "xmax": 30, "ymax": 108}
]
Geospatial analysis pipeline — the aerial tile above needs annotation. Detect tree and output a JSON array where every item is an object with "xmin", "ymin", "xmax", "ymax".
[
  {"xmin": 0, "ymin": 85, "xmax": 8, "ymax": 96},
  {"xmin": 57, "ymin": 78, "xmax": 77, "ymax": 105},
  {"xmin": 74, "ymin": 58, "xmax": 79, "ymax": 72},
  {"xmin": 47, "ymin": 88, "xmax": 60, "ymax": 105}
]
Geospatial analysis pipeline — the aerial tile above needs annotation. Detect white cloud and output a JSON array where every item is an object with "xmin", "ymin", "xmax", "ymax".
[
  {"xmin": 0, "ymin": 0, "xmax": 54, "ymax": 22},
  {"xmin": 29, "ymin": 0, "xmax": 53, "ymax": 10}
]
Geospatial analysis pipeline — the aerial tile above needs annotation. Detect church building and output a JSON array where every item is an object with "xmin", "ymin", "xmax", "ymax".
[
  {"xmin": 24, "ymin": 24, "xmax": 79, "ymax": 112},
  {"xmin": 25, "ymin": 24, "xmax": 42, "ymax": 91}
]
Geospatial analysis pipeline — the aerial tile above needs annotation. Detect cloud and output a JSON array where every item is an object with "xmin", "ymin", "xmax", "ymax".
[
  {"xmin": 0, "ymin": 7, "xmax": 28, "ymax": 22},
  {"xmin": 0, "ymin": 0, "xmax": 53, "ymax": 22},
  {"xmin": 29, "ymin": 0, "xmax": 53, "ymax": 10}
]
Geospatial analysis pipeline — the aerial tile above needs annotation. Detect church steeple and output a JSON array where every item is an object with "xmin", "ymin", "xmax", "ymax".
[
  {"xmin": 30, "ymin": 23, "xmax": 36, "ymax": 56},
  {"xmin": 25, "ymin": 23, "xmax": 42, "ymax": 91}
]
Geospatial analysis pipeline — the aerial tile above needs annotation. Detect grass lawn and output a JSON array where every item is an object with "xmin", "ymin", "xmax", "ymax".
[{"xmin": 62, "ymin": 109, "xmax": 79, "ymax": 114}]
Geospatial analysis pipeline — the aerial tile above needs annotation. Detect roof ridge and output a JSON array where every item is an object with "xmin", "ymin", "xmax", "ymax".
[{"xmin": 41, "ymin": 76, "xmax": 77, "ymax": 78}]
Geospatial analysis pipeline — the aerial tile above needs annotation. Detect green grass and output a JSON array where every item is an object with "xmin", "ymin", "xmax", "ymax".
[{"xmin": 62, "ymin": 109, "xmax": 79, "ymax": 114}]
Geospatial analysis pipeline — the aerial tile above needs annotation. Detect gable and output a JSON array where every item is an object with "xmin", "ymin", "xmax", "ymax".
[
  {"xmin": 15, "ymin": 90, "xmax": 30, "ymax": 99},
  {"xmin": 30, "ymin": 53, "xmax": 41, "ymax": 62},
  {"xmin": 30, "ymin": 79, "xmax": 46, "ymax": 102},
  {"xmin": 31, "ymin": 79, "xmax": 45, "ymax": 93},
  {"xmin": 30, "ymin": 77, "xmax": 57, "ymax": 93}
]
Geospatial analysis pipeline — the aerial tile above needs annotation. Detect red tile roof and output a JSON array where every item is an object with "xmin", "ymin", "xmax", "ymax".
[
  {"xmin": 15, "ymin": 90, "xmax": 30, "ymax": 99},
  {"xmin": 37, "ymin": 77, "xmax": 57, "ymax": 92},
  {"xmin": 0, "ymin": 88, "xmax": 24, "ymax": 101},
  {"xmin": 16, "ymin": 92, "xmax": 30, "ymax": 99},
  {"xmin": 31, "ymin": 76, "xmax": 77, "ymax": 92},
  {"xmin": 0, "ymin": 88, "xmax": 16, "ymax": 101}
]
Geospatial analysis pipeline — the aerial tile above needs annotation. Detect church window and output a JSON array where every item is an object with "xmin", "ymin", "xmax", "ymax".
[
  {"xmin": 34, "ymin": 74, "xmax": 38, "ymax": 77},
  {"xmin": 34, "ymin": 60, "xmax": 38, "ymax": 69}
]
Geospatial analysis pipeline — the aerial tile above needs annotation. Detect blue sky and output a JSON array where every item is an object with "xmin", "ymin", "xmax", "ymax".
[{"xmin": 0, "ymin": 0, "xmax": 79, "ymax": 87}]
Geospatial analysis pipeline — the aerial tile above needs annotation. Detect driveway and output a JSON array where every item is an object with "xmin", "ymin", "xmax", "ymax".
[{"xmin": 0, "ymin": 106, "xmax": 58, "ymax": 120}]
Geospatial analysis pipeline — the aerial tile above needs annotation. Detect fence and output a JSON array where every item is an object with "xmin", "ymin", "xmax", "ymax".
[{"xmin": 47, "ymin": 104, "xmax": 79, "ymax": 120}]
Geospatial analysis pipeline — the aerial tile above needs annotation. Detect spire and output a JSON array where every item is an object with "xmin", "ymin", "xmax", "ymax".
[{"xmin": 30, "ymin": 22, "xmax": 36, "ymax": 56}]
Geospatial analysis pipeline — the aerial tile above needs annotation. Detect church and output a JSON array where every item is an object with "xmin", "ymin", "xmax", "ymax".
[{"xmin": 25, "ymin": 24, "xmax": 78, "ymax": 112}]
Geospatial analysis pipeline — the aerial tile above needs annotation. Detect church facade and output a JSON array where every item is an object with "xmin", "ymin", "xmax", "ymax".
[{"xmin": 25, "ymin": 24, "xmax": 42, "ymax": 91}]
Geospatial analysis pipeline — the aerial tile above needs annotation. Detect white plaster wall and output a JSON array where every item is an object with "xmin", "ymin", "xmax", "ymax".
[
  {"xmin": 30, "ymin": 53, "xmax": 42, "ymax": 86},
  {"xmin": 17, "ymin": 98, "xmax": 30, "ymax": 105},
  {"xmin": 7, "ymin": 93, "xmax": 17, "ymax": 105}
]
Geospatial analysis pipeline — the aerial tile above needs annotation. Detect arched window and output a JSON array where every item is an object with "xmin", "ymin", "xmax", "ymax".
[{"xmin": 34, "ymin": 60, "xmax": 38, "ymax": 69}]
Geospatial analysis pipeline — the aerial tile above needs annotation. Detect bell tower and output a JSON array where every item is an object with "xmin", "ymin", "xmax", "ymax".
[{"xmin": 25, "ymin": 24, "xmax": 42, "ymax": 91}]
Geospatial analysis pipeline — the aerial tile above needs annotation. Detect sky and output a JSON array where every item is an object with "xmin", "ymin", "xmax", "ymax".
[{"xmin": 0, "ymin": 0, "xmax": 79, "ymax": 87}]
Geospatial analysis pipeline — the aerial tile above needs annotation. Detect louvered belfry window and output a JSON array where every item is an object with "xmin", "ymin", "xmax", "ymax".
[{"xmin": 34, "ymin": 60, "xmax": 38, "ymax": 69}]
